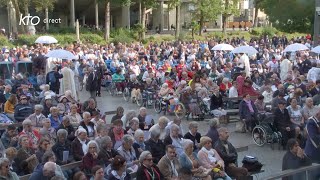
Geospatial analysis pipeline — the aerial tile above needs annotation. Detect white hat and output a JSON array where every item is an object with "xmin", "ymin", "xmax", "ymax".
[
  {"xmin": 45, "ymin": 96, "xmax": 52, "ymax": 100},
  {"xmin": 4, "ymin": 49, "xmax": 9, "ymax": 53}
]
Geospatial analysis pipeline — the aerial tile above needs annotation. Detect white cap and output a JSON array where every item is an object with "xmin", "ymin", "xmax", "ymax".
[{"xmin": 45, "ymin": 96, "xmax": 52, "ymax": 100}]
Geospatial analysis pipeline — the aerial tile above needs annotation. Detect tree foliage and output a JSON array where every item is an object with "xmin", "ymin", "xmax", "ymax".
[
  {"xmin": 260, "ymin": 0, "xmax": 314, "ymax": 33},
  {"xmin": 32, "ymin": 0, "xmax": 56, "ymax": 13},
  {"xmin": 221, "ymin": 0, "xmax": 240, "ymax": 32}
]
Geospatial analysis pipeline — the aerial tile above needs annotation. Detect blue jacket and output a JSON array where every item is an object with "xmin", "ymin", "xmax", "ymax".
[
  {"xmin": 179, "ymin": 152, "xmax": 199, "ymax": 174},
  {"xmin": 29, "ymin": 164, "xmax": 48, "ymax": 180},
  {"xmin": 304, "ymin": 116, "xmax": 320, "ymax": 163},
  {"xmin": 239, "ymin": 100, "xmax": 258, "ymax": 120}
]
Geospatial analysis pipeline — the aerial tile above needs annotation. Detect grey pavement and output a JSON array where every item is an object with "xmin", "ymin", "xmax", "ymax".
[{"xmin": 79, "ymin": 89, "xmax": 285, "ymax": 180}]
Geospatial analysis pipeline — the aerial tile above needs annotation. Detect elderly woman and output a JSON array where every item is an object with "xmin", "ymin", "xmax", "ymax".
[
  {"xmin": 48, "ymin": 107, "xmax": 62, "ymax": 130},
  {"xmin": 239, "ymin": 93, "xmax": 258, "ymax": 132},
  {"xmin": 205, "ymin": 118, "xmax": 220, "ymax": 145},
  {"xmin": 219, "ymin": 78, "xmax": 232, "ymax": 97},
  {"xmin": 149, "ymin": 116, "xmax": 169, "ymax": 141},
  {"xmin": 52, "ymin": 129, "xmax": 73, "ymax": 165},
  {"xmin": 39, "ymin": 84, "xmax": 56, "ymax": 99},
  {"xmin": 79, "ymin": 112, "xmax": 96, "ymax": 139},
  {"xmin": 82, "ymin": 140, "xmax": 100, "ymax": 176},
  {"xmin": 145, "ymin": 127, "xmax": 166, "ymax": 164},
  {"xmin": 35, "ymin": 138, "xmax": 51, "ymax": 163},
  {"xmin": 138, "ymin": 107, "xmax": 154, "ymax": 130},
  {"xmin": 198, "ymin": 136, "xmax": 232, "ymax": 180},
  {"xmin": 5, "ymin": 147, "xmax": 18, "ymax": 172},
  {"xmin": 15, "ymin": 135, "xmax": 38, "ymax": 175},
  {"xmin": 111, "ymin": 106, "xmax": 124, "ymax": 123},
  {"xmin": 97, "ymin": 136, "xmax": 119, "ymax": 167},
  {"xmin": 108, "ymin": 155, "xmax": 131, "ymax": 180},
  {"xmin": 210, "ymin": 88, "xmax": 227, "ymax": 119},
  {"xmin": 117, "ymin": 134, "xmax": 139, "ymax": 172},
  {"xmin": 0, "ymin": 158, "xmax": 19, "ymax": 180},
  {"xmin": 301, "ymin": 98, "xmax": 318, "ymax": 120},
  {"xmin": 121, "ymin": 110, "xmax": 137, "ymax": 128},
  {"xmin": 184, "ymin": 121, "xmax": 201, "ymax": 152},
  {"xmin": 28, "ymin": 104, "xmax": 46, "ymax": 130},
  {"xmin": 71, "ymin": 128, "xmax": 89, "ymax": 161},
  {"xmin": 133, "ymin": 129, "xmax": 146, "ymax": 158},
  {"xmin": 164, "ymin": 124, "xmax": 184, "ymax": 156},
  {"xmin": 126, "ymin": 117, "xmax": 140, "ymax": 136},
  {"xmin": 68, "ymin": 104, "xmax": 82, "ymax": 128},
  {"xmin": 109, "ymin": 119, "xmax": 126, "ymax": 150},
  {"xmin": 179, "ymin": 139, "xmax": 211, "ymax": 180},
  {"xmin": 19, "ymin": 119, "xmax": 41, "ymax": 150},
  {"xmin": 254, "ymin": 95, "xmax": 266, "ymax": 113},
  {"xmin": 136, "ymin": 151, "xmax": 164, "ymax": 180}
]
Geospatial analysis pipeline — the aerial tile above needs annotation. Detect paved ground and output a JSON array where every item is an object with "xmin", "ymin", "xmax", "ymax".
[{"xmin": 79, "ymin": 89, "xmax": 285, "ymax": 180}]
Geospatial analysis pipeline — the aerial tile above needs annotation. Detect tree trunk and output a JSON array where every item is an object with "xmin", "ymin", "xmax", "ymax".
[
  {"xmin": 222, "ymin": 15, "xmax": 226, "ymax": 33},
  {"xmin": 141, "ymin": 5, "xmax": 146, "ymax": 40},
  {"xmin": 105, "ymin": 0, "xmax": 110, "ymax": 40},
  {"xmin": 12, "ymin": 0, "xmax": 25, "ymax": 33},
  {"xmin": 199, "ymin": 12, "xmax": 204, "ymax": 36},
  {"xmin": 138, "ymin": 1, "xmax": 142, "ymax": 24},
  {"xmin": 175, "ymin": 5, "xmax": 180, "ymax": 38},
  {"xmin": 253, "ymin": 7, "xmax": 259, "ymax": 27},
  {"xmin": 45, "ymin": 7, "xmax": 49, "ymax": 31}
]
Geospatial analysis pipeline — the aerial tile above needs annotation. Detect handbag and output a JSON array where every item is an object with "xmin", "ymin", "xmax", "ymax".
[{"xmin": 242, "ymin": 156, "xmax": 263, "ymax": 172}]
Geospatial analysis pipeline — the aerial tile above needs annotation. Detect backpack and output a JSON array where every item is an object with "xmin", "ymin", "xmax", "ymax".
[
  {"xmin": 49, "ymin": 71, "xmax": 56, "ymax": 83},
  {"xmin": 242, "ymin": 156, "xmax": 263, "ymax": 172}
]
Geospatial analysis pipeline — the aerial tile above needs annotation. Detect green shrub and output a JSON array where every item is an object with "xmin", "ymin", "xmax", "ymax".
[
  {"xmin": 81, "ymin": 34, "xmax": 107, "ymax": 45},
  {"xmin": 0, "ymin": 35, "xmax": 13, "ymax": 47},
  {"xmin": 250, "ymin": 27, "xmax": 278, "ymax": 37},
  {"xmin": 15, "ymin": 34, "xmax": 37, "ymax": 46},
  {"xmin": 111, "ymin": 28, "xmax": 135, "ymax": 44}
]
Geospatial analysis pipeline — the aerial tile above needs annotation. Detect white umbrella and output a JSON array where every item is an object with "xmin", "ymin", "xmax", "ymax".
[
  {"xmin": 45, "ymin": 49, "xmax": 76, "ymax": 60},
  {"xmin": 283, "ymin": 43, "xmax": 309, "ymax": 52},
  {"xmin": 35, "ymin": 36, "xmax": 58, "ymax": 44},
  {"xmin": 311, "ymin": 46, "xmax": 320, "ymax": 54},
  {"xmin": 231, "ymin": 46, "xmax": 258, "ymax": 55},
  {"xmin": 211, "ymin": 44, "xmax": 234, "ymax": 51}
]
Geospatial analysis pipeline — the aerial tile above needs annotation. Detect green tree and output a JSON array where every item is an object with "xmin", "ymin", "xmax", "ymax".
[
  {"xmin": 168, "ymin": 0, "xmax": 181, "ymax": 38},
  {"xmin": 191, "ymin": 0, "xmax": 221, "ymax": 35},
  {"xmin": 221, "ymin": 0, "xmax": 240, "ymax": 33},
  {"xmin": 260, "ymin": 0, "xmax": 314, "ymax": 33},
  {"xmin": 32, "ymin": 0, "xmax": 56, "ymax": 31}
]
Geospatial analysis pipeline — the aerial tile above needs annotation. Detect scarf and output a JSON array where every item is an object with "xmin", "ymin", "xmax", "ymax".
[
  {"xmin": 111, "ymin": 170, "xmax": 127, "ymax": 180},
  {"xmin": 244, "ymin": 99, "xmax": 254, "ymax": 113},
  {"xmin": 78, "ymin": 138, "xmax": 88, "ymax": 154},
  {"xmin": 144, "ymin": 166, "xmax": 161, "ymax": 180},
  {"xmin": 113, "ymin": 128, "xmax": 124, "ymax": 141},
  {"xmin": 200, "ymin": 146, "xmax": 217, "ymax": 163},
  {"xmin": 135, "ymin": 140, "xmax": 145, "ymax": 150}
]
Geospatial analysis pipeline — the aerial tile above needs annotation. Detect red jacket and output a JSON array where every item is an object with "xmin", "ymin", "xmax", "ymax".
[{"xmin": 19, "ymin": 130, "xmax": 41, "ymax": 149}]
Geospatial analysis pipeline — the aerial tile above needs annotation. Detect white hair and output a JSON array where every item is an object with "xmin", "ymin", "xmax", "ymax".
[
  {"xmin": 183, "ymin": 139, "xmax": 194, "ymax": 150},
  {"xmin": 86, "ymin": 140, "xmax": 100, "ymax": 153}
]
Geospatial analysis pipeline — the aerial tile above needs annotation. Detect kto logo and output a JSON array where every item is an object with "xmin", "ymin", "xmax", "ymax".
[
  {"xmin": 19, "ymin": 14, "xmax": 40, "ymax": 25},
  {"xmin": 19, "ymin": 14, "xmax": 61, "ymax": 25}
]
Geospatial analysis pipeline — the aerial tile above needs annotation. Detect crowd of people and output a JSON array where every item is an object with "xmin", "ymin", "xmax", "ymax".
[{"xmin": 0, "ymin": 34, "xmax": 318, "ymax": 180}]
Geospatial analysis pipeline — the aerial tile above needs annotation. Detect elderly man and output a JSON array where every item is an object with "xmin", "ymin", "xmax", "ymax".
[
  {"xmin": 52, "ymin": 129, "xmax": 73, "ymax": 165},
  {"xmin": 117, "ymin": 134, "xmax": 139, "ymax": 172},
  {"xmin": 149, "ymin": 116, "xmax": 169, "ymax": 141},
  {"xmin": 29, "ymin": 161, "xmax": 56, "ymax": 180},
  {"xmin": 14, "ymin": 95, "xmax": 33, "ymax": 122},
  {"xmin": 214, "ymin": 127, "xmax": 249, "ymax": 179},
  {"xmin": 97, "ymin": 136, "xmax": 119, "ymax": 167},
  {"xmin": 157, "ymin": 145, "xmax": 180, "ymax": 180},
  {"xmin": 71, "ymin": 128, "xmax": 89, "ymax": 161},
  {"xmin": 86, "ymin": 67, "xmax": 98, "ymax": 99},
  {"xmin": 164, "ymin": 124, "xmax": 184, "ymax": 156},
  {"xmin": 184, "ymin": 121, "xmax": 201, "ymax": 152},
  {"xmin": 145, "ymin": 127, "xmax": 166, "ymax": 164},
  {"xmin": 57, "ymin": 116, "xmax": 75, "ymax": 141},
  {"xmin": 138, "ymin": 107, "xmax": 154, "ymax": 130},
  {"xmin": 28, "ymin": 104, "xmax": 46, "ymax": 130}
]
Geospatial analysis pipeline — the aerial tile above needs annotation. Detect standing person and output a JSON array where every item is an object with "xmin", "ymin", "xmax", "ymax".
[
  {"xmin": 93, "ymin": 60, "xmax": 104, "ymax": 97},
  {"xmin": 46, "ymin": 66, "xmax": 63, "ymax": 94},
  {"xmin": 86, "ymin": 67, "xmax": 98, "ymax": 100},
  {"xmin": 305, "ymin": 107, "xmax": 320, "ymax": 163}
]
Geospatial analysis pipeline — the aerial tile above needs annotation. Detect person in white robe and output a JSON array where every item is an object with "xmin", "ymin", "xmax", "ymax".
[
  {"xmin": 238, "ymin": 54, "xmax": 251, "ymax": 77},
  {"xmin": 280, "ymin": 57, "xmax": 293, "ymax": 82},
  {"xmin": 59, "ymin": 66, "xmax": 77, "ymax": 101}
]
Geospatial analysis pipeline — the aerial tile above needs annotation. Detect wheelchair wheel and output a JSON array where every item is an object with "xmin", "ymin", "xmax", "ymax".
[
  {"xmin": 252, "ymin": 126, "xmax": 267, "ymax": 146},
  {"xmin": 174, "ymin": 103, "xmax": 186, "ymax": 119},
  {"xmin": 123, "ymin": 88, "xmax": 130, "ymax": 102},
  {"xmin": 154, "ymin": 99, "xmax": 162, "ymax": 113},
  {"xmin": 136, "ymin": 93, "xmax": 143, "ymax": 107}
]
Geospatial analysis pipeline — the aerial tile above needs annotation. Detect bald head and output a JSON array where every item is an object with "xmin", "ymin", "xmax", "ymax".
[{"xmin": 43, "ymin": 162, "xmax": 56, "ymax": 177}]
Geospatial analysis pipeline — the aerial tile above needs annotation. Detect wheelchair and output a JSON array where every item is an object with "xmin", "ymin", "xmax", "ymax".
[
  {"xmin": 154, "ymin": 96, "xmax": 186, "ymax": 119},
  {"xmin": 108, "ymin": 82, "xmax": 126, "ymax": 97},
  {"xmin": 252, "ymin": 112, "xmax": 282, "ymax": 149},
  {"xmin": 136, "ymin": 89, "xmax": 157, "ymax": 108}
]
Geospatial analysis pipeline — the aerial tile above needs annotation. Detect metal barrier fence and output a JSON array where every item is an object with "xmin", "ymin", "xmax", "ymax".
[{"xmin": 265, "ymin": 163, "xmax": 320, "ymax": 180}]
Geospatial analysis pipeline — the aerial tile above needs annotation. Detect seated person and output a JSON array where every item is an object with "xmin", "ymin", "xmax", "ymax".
[
  {"xmin": 4, "ymin": 94, "xmax": 17, "ymax": 121},
  {"xmin": 117, "ymin": 135, "xmax": 139, "ymax": 172},
  {"xmin": 157, "ymin": 145, "xmax": 181, "ymax": 180},
  {"xmin": 274, "ymin": 100, "xmax": 295, "ymax": 148},
  {"xmin": 112, "ymin": 68, "xmax": 125, "ymax": 93},
  {"xmin": 239, "ymin": 94, "xmax": 258, "ymax": 132},
  {"xmin": 184, "ymin": 122, "xmax": 201, "ymax": 152},
  {"xmin": 145, "ymin": 128, "xmax": 166, "ymax": 164},
  {"xmin": 214, "ymin": 127, "xmax": 249, "ymax": 179},
  {"xmin": 127, "ymin": 74, "xmax": 142, "ymax": 102},
  {"xmin": 136, "ymin": 151, "xmax": 164, "ymax": 180},
  {"xmin": 14, "ymin": 95, "xmax": 33, "ymax": 122}
]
